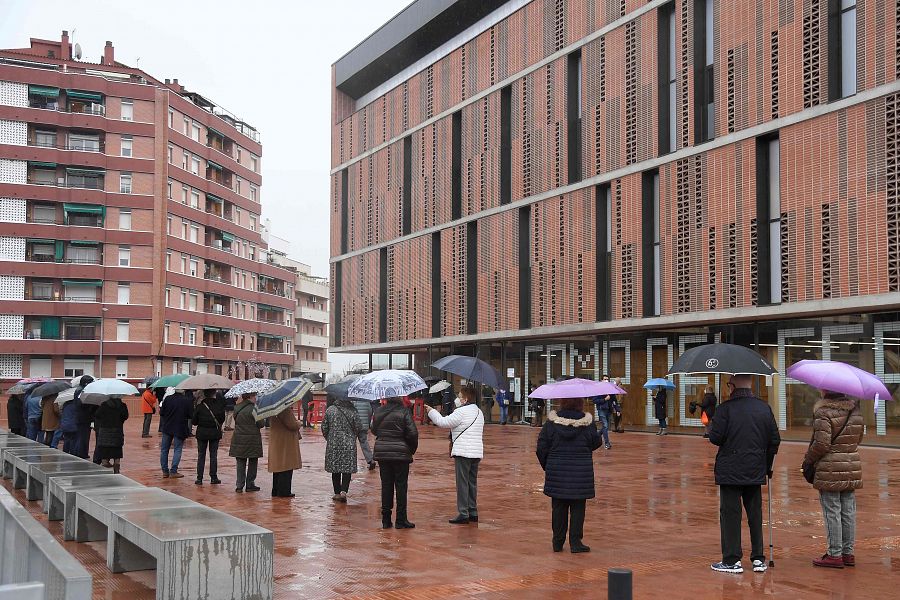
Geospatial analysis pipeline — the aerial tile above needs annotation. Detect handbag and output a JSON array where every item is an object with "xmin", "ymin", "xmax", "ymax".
[
  {"xmin": 802, "ymin": 409, "xmax": 853, "ymax": 485},
  {"xmin": 701, "ymin": 411, "xmax": 709, "ymax": 425}
]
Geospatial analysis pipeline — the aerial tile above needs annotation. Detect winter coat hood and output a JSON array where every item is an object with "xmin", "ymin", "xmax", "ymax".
[
  {"xmin": 536, "ymin": 410, "xmax": 601, "ymax": 499},
  {"xmin": 548, "ymin": 411, "xmax": 593, "ymax": 440}
]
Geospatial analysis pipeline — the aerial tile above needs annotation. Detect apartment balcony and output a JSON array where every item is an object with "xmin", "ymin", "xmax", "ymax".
[
  {"xmin": 27, "ymin": 201, "xmax": 105, "ymax": 227},
  {"xmin": 25, "ymin": 240, "xmax": 102, "ymax": 265},
  {"xmin": 28, "ymin": 137, "xmax": 105, "ymax": 153},
  {"xmin": 27, "ymin": 164, "xmax": 105, "ymax": 189},
  {"xmin": 297, "ymin": 359, "xmax": 331, "ymax": 374},
  {"xmin": 298, "ymin": 306, "xmax": 328, "ymax": 324},
  {"xmin": 297, "ymin": 333, "xmax": 329, "ymax": 349},
  {"xmin": 297, "ymin": 275, "xmax": 329, "ymax": 298},
  {"xmin": 24, "ymin": 317, "xmax": 100, "ymax": 341},
  {"xmin": 202, "ymin": 301, "xmax": 231, "ymax": 316}
]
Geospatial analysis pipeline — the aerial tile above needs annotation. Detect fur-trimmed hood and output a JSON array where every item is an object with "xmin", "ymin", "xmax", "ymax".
[
  {"xmin": 547, "ymin": 411, "xmax": 594, "ymax": 427},
  {"xmin": 812, "ymin": 396, "xmax": 857, "ymax": 413}
]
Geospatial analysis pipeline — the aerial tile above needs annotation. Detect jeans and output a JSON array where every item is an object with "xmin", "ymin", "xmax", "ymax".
[
  {"xmin": 235, "ymin": 457, "xmax": 258, "ymax": 490},
  {"xmin": 75, "ymin": 423, "xmax": 91, "ymax": 459},
  {"xmin": 272, "ymin": 470, "xmax": 293, "ymax": 496},
  {"xmin": 596, "ymin": 410, "xmax": 610, "ymax": 445},
  {"xmin": 49, "ymin": 429, "xmax": 63, "ymax": 448},
  {"xmin": 196, "ymin": 438, "xmax": 219, "ymax": 481},
  {"xmin": 61, "ymin": 431, "xmax": 78, "ymax": 455},
  {"xmin": 379, "ymin": 461, "xmax": 410, "ymax": 520},
  {"xmin": 331, "ymin": 472, "xmax": 351, "ymax": 494},
  {"xmin": 142, "ymin": 413, "xmax": 153, "ymax": 436},
  {"xmin": 499, "ymin": 403, "xmax": 508, "ymax": 424},
  {"xmin": 819, "ymin": 490, "xmax": 856, "ymax": 556},
  {"xmin": 454, "ymin": 457, "xmax": 480, "ymax": 518},
  {"xmin": 160, "ymin": 433, "xmax": 184, "ymax": 474},
  {"xmin": 719, "ymin": 484, "xmax": 764, "ymax": 565},
  {"xmin": 26, "ymin": 418, "xmax": 41, "ymax": 440},
  {"xmin": 357, "ymin": 429, "xmax": 374, "ymax": 464},
  {"xmin": 551, "ymin": 498, "xmax": 586, "ymax": 548},
  {"xmin": 659, "ymin": 416, "xmax": 667, "ymax": 429}
]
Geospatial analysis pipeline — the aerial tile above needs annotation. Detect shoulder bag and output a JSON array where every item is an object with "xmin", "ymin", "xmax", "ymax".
[{"xmin": 802, "ymin": 409, "xmax": 853, "ymax": 485}]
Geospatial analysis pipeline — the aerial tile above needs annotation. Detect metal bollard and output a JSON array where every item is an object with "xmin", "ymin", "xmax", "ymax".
[{"xmin": 608, "ymin": 568, "xmax": 633, "ymax": 600}]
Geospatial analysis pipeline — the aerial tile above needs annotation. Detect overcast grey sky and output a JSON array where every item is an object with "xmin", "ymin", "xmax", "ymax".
[{"xmin": 0, "ymin": 0, "xmax": 411, "ymax": 373}]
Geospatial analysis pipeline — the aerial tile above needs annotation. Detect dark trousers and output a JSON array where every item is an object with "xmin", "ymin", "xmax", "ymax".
[
  {"xmin": 302, "ymin": 401, "xmax": 311, "ymax": 427},
  {"xmin": 720, "ymin": 484, "xmax": 764, "ymax": 565},
  {"xmin": 331, "ymin": 472, "xmax": 351, "ymax": 494},
  {"xmin": 272, "ymin": 470, "xmax": 293, "ymax": 496},
  {"xmin": 75, "ymin": 423, "xmax": 91, "ymax": 459},
  {"xmin": 613, "ymin": 412, "xmax": 623, "ymax": 432},
  {"xmin": 10, "ymin": 427, "xmax": 24, "ymax": 436},
  {"xmin": 62, "ymin": 431, "xmax": 78, "ymax": 455},
  {"xmin": 196, "ymin": 438, "xmax": 219, "ymax": 481},
  {"xmin": 551, "ymin": 498, "xmax": 586, "ymax": 548},
  {"xmin": 659, "ymin": 416, "xmax": 667, "ymax": 429},
  {"xmin": 142, "ymin": 413, "xmax": 153, "ymax": 436},
  {"xmin": 454, "ymin": 457, "xmax": 480, "ymax": 518},
  {"xmin": 379, "ymin": 461, "xmax": 410, "ymax": 518},
  {"xmin": 42, "ymin": 430, "xmax": 55, "ymax": 446},
  {"xmin": 235, "ymin": 457, "xmax": 258, "ymax": 490}
]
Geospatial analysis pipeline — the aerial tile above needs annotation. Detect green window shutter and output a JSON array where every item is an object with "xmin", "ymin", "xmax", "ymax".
[
  {"xmin": 54, "ymin": 241, "xmax": 65, "ymax": 260},
  {"xmin": 40, "ymin": 317, "xmax": 60, "ymax": 339}
]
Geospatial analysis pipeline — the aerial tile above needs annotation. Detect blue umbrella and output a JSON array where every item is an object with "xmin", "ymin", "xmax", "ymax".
[
  {"xmin": 430, "ymin": 355, "xmax": 504, "ymax": 389},
  {"xmin": 644, "ymin": 378, "xmax": 675, "ymax": 390},
  {"xmin": 254, "ymin": 378, "xmax": 314, "ymax": 421}
]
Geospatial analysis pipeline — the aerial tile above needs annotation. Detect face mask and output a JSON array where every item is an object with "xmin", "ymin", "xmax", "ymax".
[{"xmin": 454, "ymin": 397, "xmax": 462, "ymax": 408}]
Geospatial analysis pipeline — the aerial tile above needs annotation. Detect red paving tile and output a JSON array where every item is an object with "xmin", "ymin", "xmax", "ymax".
[{"xmin": 2, "ymin": 418, "xmax": 899, "ymax": 599}]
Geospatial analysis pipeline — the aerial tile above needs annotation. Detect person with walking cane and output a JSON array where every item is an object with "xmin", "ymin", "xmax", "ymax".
[{"xmin": 708, "ymin": 374, "xmax": 781, "ymax": 574}]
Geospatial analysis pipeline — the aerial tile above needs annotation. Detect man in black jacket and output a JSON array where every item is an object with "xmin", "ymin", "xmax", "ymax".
[{"xmin": 708, "ymin": 375, "xmax": 781, "ymax": 574}]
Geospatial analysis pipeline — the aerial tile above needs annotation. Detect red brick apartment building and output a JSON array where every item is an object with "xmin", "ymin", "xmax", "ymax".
[
  {"xmin": 330, "ymin": 0, "xmax": 900, "ymax": 443},
  {"xmin": 0, "ymin": 32, "xmax": 296, "ymax": 384}
]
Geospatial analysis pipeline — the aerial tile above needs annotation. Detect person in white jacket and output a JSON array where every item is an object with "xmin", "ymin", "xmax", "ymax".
[{"xmin": 427, "ymin": 384, "xmax": 484, "ymax": 524}]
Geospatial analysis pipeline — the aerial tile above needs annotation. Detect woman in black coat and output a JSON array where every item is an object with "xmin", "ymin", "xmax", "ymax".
[
  {"xmin": 372, "ymin": 397, "xmax": 419, "ymax": 529},
  {"xmin": 192, "ymin": 390, "xmax": 225, "ymax": 485},
  {"xmin": 700, "ymin": 386, "xmax": 717, "ymax": 438},
  {"xmin": 654, "ymin": 387, "xmax": 668, "ymax": 435},
  {"xmin": 94, "ymin": 396, "xmax": 128, "ymax": 473},
  {"xmin": 6, "ymin": 393, "xmax": 25, "ymax": 435},
  {"xmin": 536, "ymin": 397, "xmax": 601, "ymax": 553}
]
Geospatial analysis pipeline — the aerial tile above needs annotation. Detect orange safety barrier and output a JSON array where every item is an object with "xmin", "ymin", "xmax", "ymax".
[
  {"xmin": 309, "ymin": 398, "xmax": 326, "ymax": 424},
  {"xmin": 413, "ymin": 398, "xmax": 427, "ymax": 424}
]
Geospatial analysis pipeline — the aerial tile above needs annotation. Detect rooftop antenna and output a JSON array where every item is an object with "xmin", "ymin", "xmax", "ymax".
[
  {"xmin": 136, "ymin": 57, "xmax": 141, "ymax": 68},
  {"xmin": 73, "ymin": 43, "xmax": 82, "ymax": 60}
]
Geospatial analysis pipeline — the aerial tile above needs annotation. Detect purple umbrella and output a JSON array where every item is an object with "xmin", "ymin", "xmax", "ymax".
[
  {"xmin": 786, "ymin": 360, "xmax": 891, "ymax": 401},
  {"xmin": 529, "ymin": 378, "xmax": 626, "ymax": 400}
]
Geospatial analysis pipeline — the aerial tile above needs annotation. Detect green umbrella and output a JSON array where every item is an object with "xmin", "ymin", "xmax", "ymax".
[{"xmin": 150, "ymin": 373, "xmax": 190, "ymax": 389}]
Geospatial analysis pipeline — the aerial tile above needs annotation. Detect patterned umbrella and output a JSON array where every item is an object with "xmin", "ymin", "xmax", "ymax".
[
  {"xmin": 80, "ymin": 379, "xmax": 139, "ymax": 405},
  {"xmin": 254, "ymin": 378, "xmax": 314, "ymax": 422},
  {"xmin": 149, "ymin": 373, "xmax": 190, "ymax": 389},
  {"xmin": 7, "ymin": 378, "xmax": 51, "ymax": 395},
  {"xmin": 177, "ymin": 374, "xmax": 233, "ymax": 390},
  {"xmin": 30, "ymin": 380, "xmax": 71, "ymax": 398},
  {"xmin": 225, "ymin": 378, "xmax": 277, "ymax": 399},
  {"xmin": 347, "ymin": 369, "xmax": 426, "ymax": 401}
]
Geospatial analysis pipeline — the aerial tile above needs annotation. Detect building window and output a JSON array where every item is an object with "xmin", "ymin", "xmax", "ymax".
[
  {"xmin": 251, "ymin": 155, "xmax": 258, "ymax": 172},
  {"xmin": 182, "ymin": 151, "xmax": 188, "ymax": 170},
  {"xmin": 659, "ymin": 2, "xmax": 677, "ymax": 154},
  {"xmin": 64, "ymin": 358, "xmax": 93, "ymax": 378},
  {"xmin": 117, "ymin": 284, "xmax": 130, "ymax": 304},
  {"xmin": 250, "ymin": 185, "xmax": 257, "ymax": 202},
  {"xmin": 756, "ymin": 134, "xmax": 782, "ymax": 305},
  {"xmin": 237, "ymin": 147, "xmax": 242, "ymax": 162},
  {"xmin": 642, "ymin": 170, "xmax": 661, "ymax": 317},
  {"xmin": 119, "ymin": 210, "xmax": 131, "ymax": 230},
  {"xmin": 250, "ymin": 215, "xmax": 256, "ymax": 231},
  {"xmin": 168, "ymin": 110, "xmax": 173, "ymax": 128},
  {"xmin": 118, "ymin": 246, "xmax": 131, "ymax": 267},
  {"xmin": 119, "ymin": 172, "xmax": 132, "ymax": 194},
  {"xmin": 189, "ymin": 225, "xmax": 199, "ymax": 243},
  {"xmin": 182, "ymin": 186, "xmax": 189, "ymax": 204},
  {"xmin": 164, "ymin": 325, "xmax": 169, "ymax": 343},
  {"xmin": 167, "ymin": 181, "xmax": 173, "ymax": 199},
  {"xmin": 189, "ymin": 293, "xmax": 197, "ymax": 311},
  {"xmin": 189, "ymin": 259, "xmax": 198, "ymax": 277},
  {"xmin": 165, "ymin": 287, "xmax": 171, "ymax": 306},
  {"xmin": 191, "ymin": 123, "xmax": 201, "ymax": 142},
  {"xmin": 116, "ymin": 320, "xmax": 129, "ymax": 341},
  {"xmin": 121, "ymin": 99, "xmax": 133, "ymax": 121},
  {"xmin": 694, "ymin": 0, "xmax": 715, "ymax": 143},
  {"xmin": 184, "ymin": 118, "xmax": 190, "ymax": 135},
  {"xmin": 167, "ymin": 216, "xmax": 172, "ymax": 234},
  {"xmin": 120, "ymin": 135, "xmax": 133, "ymax": 157},
  {"xmin": 189, "ymin": 327, "xmax": 197, "ymax": 345},
  {"xmin": 235, "ymin": 178, "xmax": 242, "ymax": 195},
  {"xmin": 190, "ymin": 191, "xmax": 199, "ymax": 209},
  {"xmin": 179, "ymin": 326, "xmax": 185, "ymax": 344},
  {"xmin": 180, "ymin": 291, "xmax": 186, "ymax": 309},
  {"xmin": 181, "ymin": 256, "xmax": 187, "ymax": 274},
  {"xmin": 182, "ymin": 222, "xmax": 188, "ymax": 239},
  {"xmin": 115, "ymin": 359, "xmax": 128, "ymax": 378},
  {"xmin": 566, "ymin": 49, "xmax": 582, "ymax": 183},
  {"xmin": 167, "ymin": 146, "xmax": 173, "ymax": 164},
  {"xmin": 829, "ymin": 0, "xmax": 857, "ymax": 100},
  {"xmin": 165, "ymin": 252, "xmax": 171, "ymax": 271},
  {"xmin": 191, "ymin": 157, "xmax": 200, "ymax": 176}
]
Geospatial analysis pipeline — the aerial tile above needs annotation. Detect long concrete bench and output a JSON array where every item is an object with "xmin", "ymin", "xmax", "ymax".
[
  {"xmin": 27, "ymin": 460, "xmax": 107, "ymax": 503},
  {"xmin": 73, "ymin": 487, "xmax": 195, "ymax": 543},
  {"xmin": 46, "ymin": 474, "xmax": 141, "ymax": 539},
  {"xmin": 0, "ymin": 581, "xmax": 44, "ymax": 600},
  {"xmin": 0, "ymin": 486, "xmax": 92, "ymax": 600},
  {"xmin": 1, "ymin": 447, "xmax": 59, "ymax": 480},
  {"xmin": 10, "ymin": 454, "xmax": 81, "ymax": 490},
  {"xmin": 72, "ymin": 487, "xmax": 273, "ymax": 600}
]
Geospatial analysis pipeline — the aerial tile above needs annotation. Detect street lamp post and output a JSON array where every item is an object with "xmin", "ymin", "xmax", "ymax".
[{"xmin": 98, "ymin": 306, "xmax": 109, "ymax": 377}]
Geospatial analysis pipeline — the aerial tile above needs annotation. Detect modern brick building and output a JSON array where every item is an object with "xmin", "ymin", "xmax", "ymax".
[
  {"xmin": 330, "ymin": 0, "xmax": 900, "ymax": 442},
  {"xmin": 0, "ymin": 32, "xmax": 296, "ymax": 384}
]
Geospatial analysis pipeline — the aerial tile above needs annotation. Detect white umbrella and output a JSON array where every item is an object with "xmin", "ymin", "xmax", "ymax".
[
  {"xmin": 348, "ymin": 369, "xmax": 427, "ymax": 401},
  {"xmin": 225, "ymin": 378, "xmax": 277, "ymax": 398},
  {"xmin": 80, "ymin": 379, "xmax": 139, "ymax": 405},
  {"xmin": 54, "ymin": 388, "xmax": 77, "ymax": 406},
  {"xmin": 429, "ymin": 380, "xmax": 451, "ymax": 394}
]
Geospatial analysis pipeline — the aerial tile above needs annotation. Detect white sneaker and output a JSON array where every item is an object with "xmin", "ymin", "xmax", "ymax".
[
  {"xmin": 752, "ymin": 559, "xmax": 768, "ymax": 573},
  {"xmin": 711, "ymin": 560, "xmax": 743, "ymax": 574}
]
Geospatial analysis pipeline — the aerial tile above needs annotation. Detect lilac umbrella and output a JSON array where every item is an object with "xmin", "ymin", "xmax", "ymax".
[
  {"xmin": 529, "ymin": 378, "xmax": 626, "ymax": 400},
  {"xmin": 786, "ymin": 360, "xmax": 891, "ymax": 401}
]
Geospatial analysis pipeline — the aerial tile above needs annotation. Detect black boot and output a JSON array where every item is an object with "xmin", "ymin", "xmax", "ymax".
[
  {"xmin": 382, "ymin": 510, "xmax": 393, "ymax": 529},
  {"xmin": 395, "ymin": 511, "xmax": 415, "ymax": 529}
]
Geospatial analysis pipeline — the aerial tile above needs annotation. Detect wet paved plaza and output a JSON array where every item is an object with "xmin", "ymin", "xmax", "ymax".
[{"xmin": 2, "ymin": 418, "xmax": 899, "ymax": 599}]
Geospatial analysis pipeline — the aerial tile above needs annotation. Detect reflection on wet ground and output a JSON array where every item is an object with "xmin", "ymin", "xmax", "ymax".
[{"xmin": 2, "ymin": 419, "xmax": 898, "ymax": 599}]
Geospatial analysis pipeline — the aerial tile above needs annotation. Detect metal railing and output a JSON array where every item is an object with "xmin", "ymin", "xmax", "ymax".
[
  {"xmin": 24, "ymin": 254, "xmax": 102, "ymax": 265},
  {"xmin": 26, "ymin": 176, "xmax": 104, "ymax": 189},
  {"xmin": 29, "ymin": 139, "xmax": 105, "ymax": 153}
]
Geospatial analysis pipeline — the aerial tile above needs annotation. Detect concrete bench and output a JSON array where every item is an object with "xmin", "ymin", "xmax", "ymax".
[
  {"xmin": 27, "ymin": 460, "xmax": 107, "ymax": 503},
  {"xmin": 47, "ymin": 474, "xmax": 141, "ymax": 539},
  {"xmin": 73, "ymin": 488, "xmax": 195, "ymax": 543},
  {"xmin": 10, "ymin": 454, "xmax": 81, "ymax": 490},
  {"xmin": 0, "ymin": 487, "xmax": 92, "ymax": 600},
  {"xmin": 80, "ymin": 496, "xmax": 273, "ymax": 600},
  {"xmin": 1, "ymin": 447, "xmax": 59, "ymax": 480},
  {"xmin": 0, "ymin": 581, "xmax": 44, "ymax": 600}
]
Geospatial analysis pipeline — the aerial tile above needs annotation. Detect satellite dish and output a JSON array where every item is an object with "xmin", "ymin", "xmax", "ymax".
[{"xmin": 73, "ymin": 43, "xmax": 82, "ymax": 60}]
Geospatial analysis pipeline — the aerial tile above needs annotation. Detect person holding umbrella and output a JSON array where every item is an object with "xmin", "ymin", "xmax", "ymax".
[
  {"xmin": 74, "ymin": 375, "xmax": 94, "ymax": 459},
  {"xmin": 6, "ymin": 392, "xmax": 25, "ymax": 436},
  {"xmin": 322, "ymin": 395, "xmax": 361, "ymax": 501},
  {"xmin": 372, "ymin": 395, "xmax": 418, "ymax": 528},
  {"xmin": 495, "ymin": 387, "xmax": 509, "ymax": 425},
  {"xmin": 40, "ymin": 392, "xmax": 61, "ymax": 446},
  {"xmin": 140, "ymin": 385, "xmax": 158, "ymax": 438},
  {"xmin": 94, "ymin": 394, "xmax": 129, "ymax": 473},
  {"xmin": 24, "ymin": 387, "xmax": 42, "ymax": 441},
  {"xmin": 159, "ymin": 388, "xmax": 194, "ymax": 479},
  {"xmin": 427, "ymin": 384, "xmax": 484, "ymax": 524},
  {"xmin": 57, "ymin": 389, "xmax": 79, "ymax": 454},
  {"xmin": 230, "ymin": 392, "xmax": 264, "ymax": 493},
  {"xmin": 654, "ymin": 386, "xmax": 668, "ymax": 435},
  {"xmin": 192, "ymin": 389, "xmax": 225, "ymax": 485},
  {"xmin": 699, "ymin": 385, "xmax": 718, "ymax": 438},
  {"xmin": 267, "ymin": 401, "xmax": 302, "ymax": 498},
  {"xmin": 708, "ymin": 375, "xmax": 780, "ymax": 574}
]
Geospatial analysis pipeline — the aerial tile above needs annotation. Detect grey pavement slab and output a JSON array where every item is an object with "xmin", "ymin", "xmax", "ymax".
[{"xmin": 27, "ymin": 460, "xmax": 106, "ymax": 503}]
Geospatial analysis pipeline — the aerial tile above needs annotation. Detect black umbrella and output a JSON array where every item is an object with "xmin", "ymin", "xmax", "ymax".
[
  {"xmin": 325, "ymin": 374, "xmax": 360, "ymax": 402},
  {"xmin": 29, "ymin": 380, "xmax": 71, "ymax": 398},
  {"xmin": 668, "ymin": 343, "xmax": 777, "ymax": 376},
  {"xmin": 423, "ymin": 375, "xmax": 442, "ymax": 385},
  {"xmin": 302, "ymin": 372, "xmax": 325, "ymax": 384},
  {"xmin": 430, "ymin": 355, "xmax": 504, "ymax": 389}
]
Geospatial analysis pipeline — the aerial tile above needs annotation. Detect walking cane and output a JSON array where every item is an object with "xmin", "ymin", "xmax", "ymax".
[{"xmin": 767, "ymin": 468, "xmax": 775, "ymax": 568}]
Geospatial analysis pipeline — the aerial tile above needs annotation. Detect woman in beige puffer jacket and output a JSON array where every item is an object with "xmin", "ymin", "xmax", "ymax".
[{"xmin": 802, "ymin": 392, "xmax": 864, "ymax": 569}]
